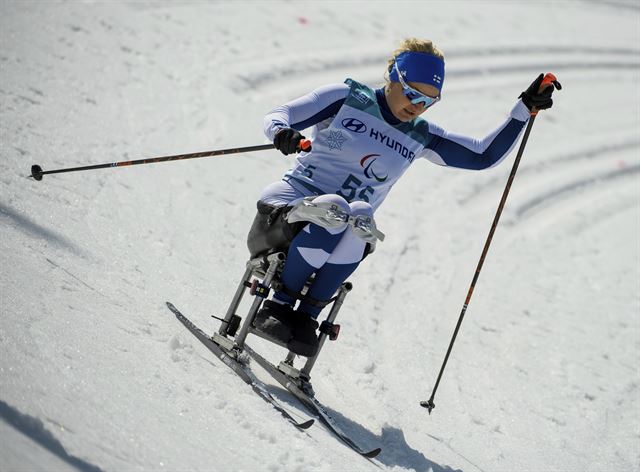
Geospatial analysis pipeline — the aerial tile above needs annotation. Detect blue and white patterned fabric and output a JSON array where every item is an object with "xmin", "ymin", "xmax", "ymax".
[
  {"xmin": 262, "ymin": 78, "xmax": 530, "ymax": 210},
  {"xmin": 261, "ymin": 78, "xmax": 530, "ymax": 311}
]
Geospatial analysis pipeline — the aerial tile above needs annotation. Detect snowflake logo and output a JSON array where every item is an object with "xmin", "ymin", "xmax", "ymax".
[{"xmin": 324, "ymin": 129, "xmax": 347, "ymax": 151}]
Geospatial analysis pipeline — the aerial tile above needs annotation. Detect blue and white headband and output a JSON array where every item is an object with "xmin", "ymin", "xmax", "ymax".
[{"xmin": 388, "ymin": 51, "xmax": 445, "ymax": 92}]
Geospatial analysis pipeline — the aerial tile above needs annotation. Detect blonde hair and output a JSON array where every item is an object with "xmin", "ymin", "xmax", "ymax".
[{"xmin": 385, "ymin": 38, "xmax": 444, "ymax": 80}]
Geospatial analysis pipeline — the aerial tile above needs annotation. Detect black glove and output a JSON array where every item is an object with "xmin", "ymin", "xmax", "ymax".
[
  {"xmin": 274, "ymin": 128, "xmax": 305, "ymax": 156},
  {"xmin": 519, "ymin": 73, "xmax": 562, "ymax": 111}
]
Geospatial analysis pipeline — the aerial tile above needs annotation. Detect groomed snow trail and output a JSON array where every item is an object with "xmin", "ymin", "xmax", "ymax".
[{"xmin": 1, "ymin": 2, "xmax": 638, "ymax": 471}]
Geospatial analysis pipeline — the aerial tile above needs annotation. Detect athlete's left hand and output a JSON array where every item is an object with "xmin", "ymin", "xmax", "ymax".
[{"xmin": 519, "ymin": 73, "xmax": 562, "ymax": 111}]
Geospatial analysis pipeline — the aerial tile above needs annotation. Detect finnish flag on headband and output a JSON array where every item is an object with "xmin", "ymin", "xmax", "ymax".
[{"xmin": 389, "ymin": 51, "xmax": 445, "ymax": 92}]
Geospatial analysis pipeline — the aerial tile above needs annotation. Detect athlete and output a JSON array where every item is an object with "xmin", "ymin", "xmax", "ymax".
[{"xmin": 246, "ymin": 38, "xmax": 560, "ymax": 357}]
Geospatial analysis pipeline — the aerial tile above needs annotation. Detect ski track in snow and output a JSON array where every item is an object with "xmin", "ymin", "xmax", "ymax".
[{"xmin": 1, "ymin": 2, "xmax": 639, "ymax": 472}]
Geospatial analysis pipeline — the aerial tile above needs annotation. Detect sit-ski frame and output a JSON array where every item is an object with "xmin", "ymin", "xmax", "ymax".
[{"xmin": 210, "ymin": 252, "xmax": 352, "ymax": 390}]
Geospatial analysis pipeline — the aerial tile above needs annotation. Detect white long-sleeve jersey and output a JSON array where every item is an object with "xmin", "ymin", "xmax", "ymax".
[{"xmin": 262, "ymin": 79, "xmax": 530, "ymax": 211}]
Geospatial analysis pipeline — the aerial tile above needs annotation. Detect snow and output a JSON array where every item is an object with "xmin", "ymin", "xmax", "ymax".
[{"xmin": 1, "ymin": 1, "xmax": 639, "ymax": 471}]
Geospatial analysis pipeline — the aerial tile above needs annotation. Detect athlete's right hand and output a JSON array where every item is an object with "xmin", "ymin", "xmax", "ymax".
[{"xmin": 274, "ymin": 128, "xmax": 306, "ymax": 156}]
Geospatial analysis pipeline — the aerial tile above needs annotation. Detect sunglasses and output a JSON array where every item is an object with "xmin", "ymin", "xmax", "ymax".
[{"xmin": 394, "ymin": 62, "xmax": 440, "ymax": 108}]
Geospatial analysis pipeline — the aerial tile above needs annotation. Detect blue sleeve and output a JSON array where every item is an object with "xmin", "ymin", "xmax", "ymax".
[
  {"xmin": 263, "ymin": 84, "xmax": 349, "ymax": 141},
  {"xmin": 421, "ymin": 100, "xmax": 531, "ymax": 170}
]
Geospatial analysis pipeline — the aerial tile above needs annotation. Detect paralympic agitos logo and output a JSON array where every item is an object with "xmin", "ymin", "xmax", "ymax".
[{"xmin": 360, "ymin": 154, "xmax": 388, "ymax": 182}]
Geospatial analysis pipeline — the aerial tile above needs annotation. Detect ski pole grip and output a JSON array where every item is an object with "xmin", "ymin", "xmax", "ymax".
[
  {"xmin": 531, "ymin": 72, "xmax": 560, "ymax": 116},
  {"xmin": 298, "ymin": 139, "xmax": 312, "ymax": 152},
  {"xmin": 538, "ymin": 73, "xmax": 558, "ymax": 93}
]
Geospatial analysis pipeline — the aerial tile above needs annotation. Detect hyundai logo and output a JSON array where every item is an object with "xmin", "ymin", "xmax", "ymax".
[{"xmin": 342, "ymin": 118, "xmax": 367, "ymax": 133}]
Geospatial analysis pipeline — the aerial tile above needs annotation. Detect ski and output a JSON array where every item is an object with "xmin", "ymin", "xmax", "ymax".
[
  {"xmin": 166, "ymin": 302, "xmax": 314, "ymax": 430},
  {"xmin": 243, "ymin": 344, "xmax": 382, "ymax": 459}
]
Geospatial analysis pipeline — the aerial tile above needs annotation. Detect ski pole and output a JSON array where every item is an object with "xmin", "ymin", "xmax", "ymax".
[
  {"xmin": 29, "ymin": 139, "xmax": 311, "ymax": 181},
  {"xmin": 421, "ymin": 73, "xmax": 560, "ymax": 414}
]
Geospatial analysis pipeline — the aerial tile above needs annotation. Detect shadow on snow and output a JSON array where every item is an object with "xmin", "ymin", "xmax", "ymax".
[
  {"xmin": 0, "ymin": 202, "xmax": 87, "ymax": 257},
  {"xmin": 0, "ymin": 399, "xmax": 103, "ymax": 472},
  {"xmin": 265, "ymin": 383, "xmax": 463, "ymax": 472}
]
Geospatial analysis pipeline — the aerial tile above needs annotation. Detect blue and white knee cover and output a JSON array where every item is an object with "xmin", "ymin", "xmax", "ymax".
[{"xmin": 274, "ymin": 195, "xmax": 374, "ymax": 318}]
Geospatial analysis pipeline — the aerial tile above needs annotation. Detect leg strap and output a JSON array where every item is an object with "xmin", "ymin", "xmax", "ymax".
[{"xmin": 274, "ymin": 281, "xmax": 334, "ymax": 310}]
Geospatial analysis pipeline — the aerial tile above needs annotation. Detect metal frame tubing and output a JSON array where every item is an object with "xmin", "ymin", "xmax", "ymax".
[
  {"xmin": 233, "ymin": 253, "xmax": 285, "ymax": 348},
  {"xmin": 301, "ymin": 282, "xmax": 353, "ymax": 377},
  {"xmin": 212, "ymin": 251, "xmax": 353, "ymax": 381},
  {"xmin": 218, "ymin": 264, "xmax": 254, "ymax": 336}
]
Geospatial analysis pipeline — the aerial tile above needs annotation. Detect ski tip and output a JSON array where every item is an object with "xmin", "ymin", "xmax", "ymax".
[
  {"xmin": 166, "ymin": 302, "xmax": 183, "ymax": 318},
  {"xmin": 166, "ymin": 301, "xmax": 178, "ymax": 312},
  {"xmin": 297, "ymin": 419, "xmax": 315, "ymax": 430},
  {"xmin": 363, "ymin": 447, "xmax": 382, "ymax": 459}
]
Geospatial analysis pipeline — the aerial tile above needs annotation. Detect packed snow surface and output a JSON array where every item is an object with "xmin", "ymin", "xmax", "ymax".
[{"xmin": 1, "ymin": 1, "xmax": 639, "ymax": 471}]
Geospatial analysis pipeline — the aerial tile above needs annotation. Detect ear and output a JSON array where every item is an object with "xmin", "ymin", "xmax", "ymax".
[{"xmin": 387, "ymin": 82, "xmax": 400, "ymax": 92}]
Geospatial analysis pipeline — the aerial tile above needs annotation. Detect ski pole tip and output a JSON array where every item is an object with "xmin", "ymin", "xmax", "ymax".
[
  {"xmin": 31, "ymin": 164, "xmax": 43, "ymax": 181},
  {"xmin": 420, "ymin": 399, "xmax": 435, "ymax": 414}
]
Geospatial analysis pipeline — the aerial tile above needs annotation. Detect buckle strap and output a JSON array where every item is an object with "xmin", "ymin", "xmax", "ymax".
[
  {"xmin": 278, "ymin": 284, "xmax": 335, "ymax": 309},
  {"xmin": 287, "ymin": 197, "xmax": 385, "ymax": 242}
]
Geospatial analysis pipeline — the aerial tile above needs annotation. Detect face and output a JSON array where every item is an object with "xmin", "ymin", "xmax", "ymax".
[{"xmin": 385, "ymin": 81, "xmax": 440, "ymax": 122}]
